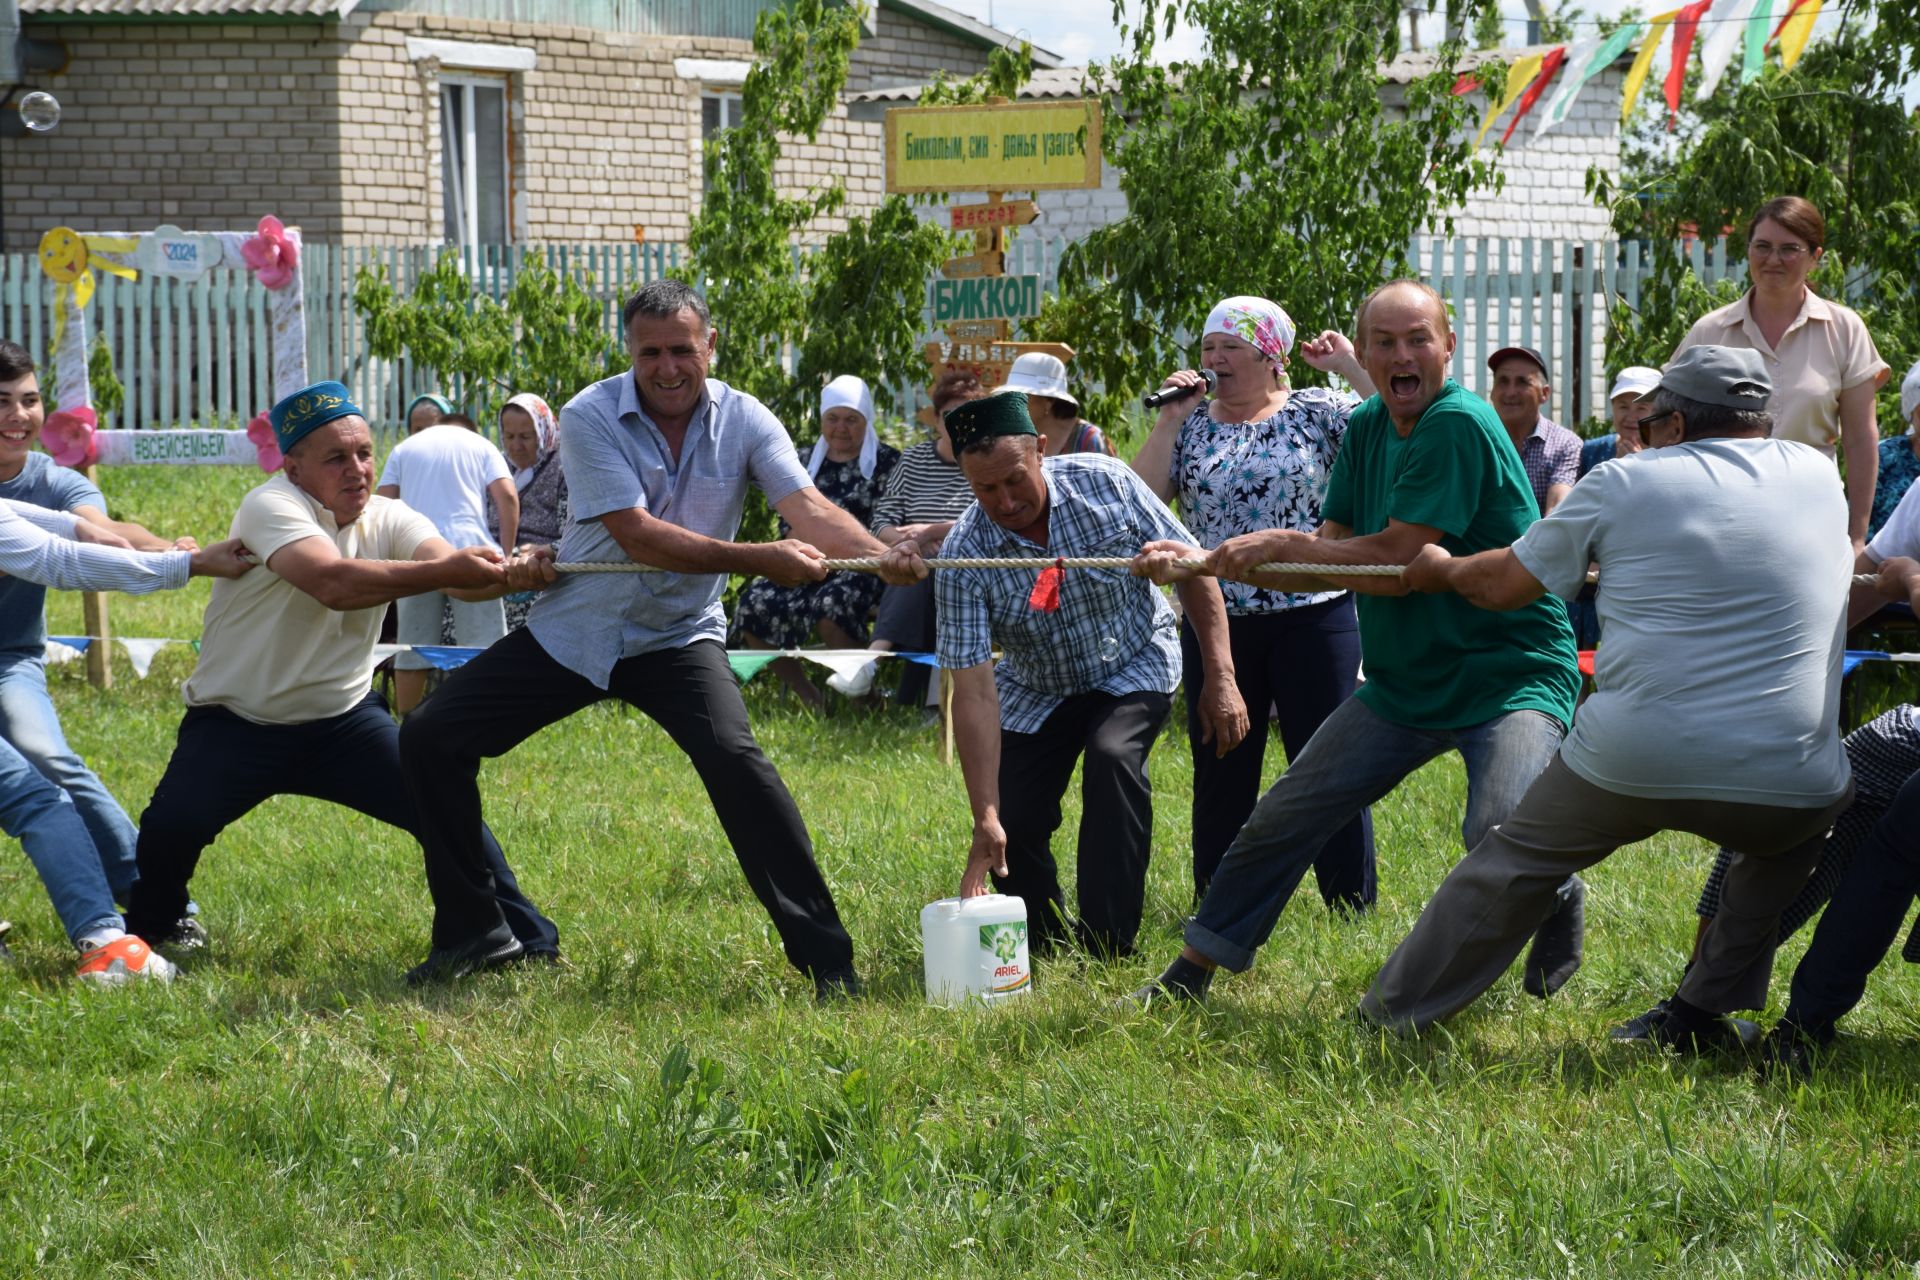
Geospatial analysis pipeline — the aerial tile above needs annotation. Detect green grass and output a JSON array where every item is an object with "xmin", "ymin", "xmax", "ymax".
[{"xmin": 3, "ymin": 466, "xmax": 1920, "ymax": 1276}]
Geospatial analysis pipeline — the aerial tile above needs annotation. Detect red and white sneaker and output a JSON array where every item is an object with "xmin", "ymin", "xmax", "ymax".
[{"xmin": 76, "ymin": 935, "xmax": 176, "ymax": 987}]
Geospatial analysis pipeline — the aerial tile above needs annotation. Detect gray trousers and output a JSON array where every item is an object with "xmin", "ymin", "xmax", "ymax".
[{"xmin": 1361, "ymin": 755, "xmax": 1853, "ymax": 1031}]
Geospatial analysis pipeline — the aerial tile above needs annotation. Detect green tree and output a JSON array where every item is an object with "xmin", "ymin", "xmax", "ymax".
[
  {"xmin": 1593, "ymin": 6, "xmax": 1920, "ymax": 424},
  {"xmin": 684, "ymin": 0, "xmax": 951, "ymax": 435},
  {"xmin": 350, "ymin": 252, "xmax": 621, "ymax": 426},
  {"xmin": 1031, "ymin": 0, "xmax": 1501, "ymax": 429}
]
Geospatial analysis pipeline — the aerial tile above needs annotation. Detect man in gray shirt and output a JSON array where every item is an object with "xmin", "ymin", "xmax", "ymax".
[
  {"xmin": 1357, "ymin": 346, "xmax": 1855, "ymax": 1051},
  {"xmin": 400, "ymin": 280, "xmax": 909, "ymax": 994}
]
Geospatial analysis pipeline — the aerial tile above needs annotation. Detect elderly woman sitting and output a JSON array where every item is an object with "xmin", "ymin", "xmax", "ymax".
[
  {"xmin": 1871, "ymin": 360, "xmax": 1920, "ymax": 542},
  {"xmin": 1002, "ymin": 352, "xmax": 1115, "ymax": 457},
  {"xmin": 731, "ymin": 376, "xmax": 901, "ymax": 710},
  {"xmin": 490, "ymin": 393, "xmax": 566, "ymax": 632}
]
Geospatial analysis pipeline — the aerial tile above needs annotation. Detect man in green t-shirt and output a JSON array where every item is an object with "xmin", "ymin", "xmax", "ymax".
[{"xmin": 1131, "ymin": 280, "xmax": 1584, "ymax": 1004}]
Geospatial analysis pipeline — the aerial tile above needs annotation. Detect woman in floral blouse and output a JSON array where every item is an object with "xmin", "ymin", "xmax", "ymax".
[
  {"xmin": 732, "ymin": 375, "xmax": 900, "ymax": 710},
  {"xmin": 1870, "ymin": 360, "xmax": 1920, "ymax": 541},
  {"xmin": 1131, "ymin": 295, "xmax": 1375, "ymax": 907}
]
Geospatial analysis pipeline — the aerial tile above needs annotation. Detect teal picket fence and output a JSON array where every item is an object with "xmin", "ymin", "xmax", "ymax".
[{"xmin": 0, "ymin": 233, "xmax": 1730, "ymax": 434}]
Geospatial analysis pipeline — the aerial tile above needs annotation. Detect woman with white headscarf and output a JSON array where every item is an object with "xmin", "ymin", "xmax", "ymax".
[
  {"xmin": 491, "ymin": 392, "xmax": 565, "ymax": 632},
  {"xmin": 732, "ymin": 375, "xmax": 901, "ymax": 710},
  {"xmin": 1130, "ymin": 295, "xmax": 1376, "ymax": 909}
]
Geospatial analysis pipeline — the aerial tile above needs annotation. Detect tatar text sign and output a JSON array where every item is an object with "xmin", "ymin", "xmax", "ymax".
[{"xmin": 885, "ymin": 101, "xmax": 1101, "ymax": 194}]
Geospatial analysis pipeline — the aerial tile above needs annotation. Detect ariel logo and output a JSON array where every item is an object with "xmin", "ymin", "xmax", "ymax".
[{"xmin": 980, "ymin": 921, "xmax": 1027, "ymax": 963}]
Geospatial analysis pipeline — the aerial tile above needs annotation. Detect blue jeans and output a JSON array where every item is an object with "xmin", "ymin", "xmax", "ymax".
[
  {"xmin": 1187, "ymin": 696, "xmax": 1567, "ymax": 972},
  {"xmin": 0, "ymin": 733, "xmax": 121, "ymax": 943},
  {"xmin": 0, "ymin": 649, "xmax": 140, "ymax": 898}
]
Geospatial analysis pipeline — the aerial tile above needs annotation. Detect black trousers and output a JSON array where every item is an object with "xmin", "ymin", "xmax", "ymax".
[
  {"xmin": 873, "ymin": 577, "xmax": 937, "ymax": 706},
  {"xmin": 124, "ymin": 691, "xmax": 558, "ymax": 952},
  {"xmin": 1181, "ymin": 600, "xmax": 1376, "ymax": 907},
  {"xmin": 995, "ymin": 688, "xmax": 1172, "ymax": 958},
  {"xmin": 398, "ymin": 628, "xmax": 854, "ymax": 979}
]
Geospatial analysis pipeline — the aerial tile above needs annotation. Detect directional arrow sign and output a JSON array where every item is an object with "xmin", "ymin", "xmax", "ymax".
[
  {"xmin": 931, "ymin": 275, "xmax": 1041, "ymax": 323},
  {"xmin": 941, "ymin": 251, "xmax": 1006, "ymax": 279},
  {"xmin": 950, "ymin": 200, "xmax": 1040, "ymax": 231}
]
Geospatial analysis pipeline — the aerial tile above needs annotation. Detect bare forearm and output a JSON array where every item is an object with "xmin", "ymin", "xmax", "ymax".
[
  {"xmin": 1437, "ymin": 552, "xmax": 1544, "ymax": 611},
  {"xmin": 1843, "ymin": 453, "xmax": 1874, "ymax": 546},
  {"xmin": 1129, "ymin": 419, "xmax": 1179, "ymax": 502},
  {"xmin": 1174, "ymin": 577, "xmax": 1235, "ymax": 681},
  {"xmin": 608, "ymin": 511, "xmax": 764, "ymax": 575},
  {"xmin": 791, "ymin": 501, "xmax": 887, "ymax": 559},
  {"xmin": 306, "ymin": 557, "xmax": 485, "ymax": 611},
  {"xmin": 952, "ymin": 688, "xmax": 1003, "ymax": 828}
]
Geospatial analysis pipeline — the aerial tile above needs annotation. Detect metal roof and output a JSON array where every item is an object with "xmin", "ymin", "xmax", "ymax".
[
  {"xmin": 18, "ymin": 0, "xmax": 360, "ymax": 15},
  {"xmin": 849, "ymin": 64, "xmax": 1093, "ymax": 104},
  {"xmin": 879, "ymin": 0, "xmax": 1061, "ymax": 67}
]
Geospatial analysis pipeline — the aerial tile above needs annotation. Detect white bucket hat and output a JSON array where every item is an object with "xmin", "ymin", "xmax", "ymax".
[
  {"xmin": 1608, "ymin": 366, "xmax": 1663, "ymax": 402},
  {"xmin": 1900, "ymin": 359, "xmax": 1920, "ymax": 427},
  {"xmin": 999, "ymin": 352, "xmax": 1077, "ymax": 411}
]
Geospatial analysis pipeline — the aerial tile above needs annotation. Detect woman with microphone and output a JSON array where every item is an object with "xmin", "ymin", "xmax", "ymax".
[{"xmin": 1131, "ymin": 295, "xmax": 1376, "ymax": 908}]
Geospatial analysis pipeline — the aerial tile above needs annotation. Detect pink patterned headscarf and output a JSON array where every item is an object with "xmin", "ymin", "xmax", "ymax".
[
  {"xmin": 1203, "ymin": 296, "xmax": 1296, "ymax": 368},
  {"xmin": 502, "ymin": 392, "xmax": 558, "ymax": 455}
]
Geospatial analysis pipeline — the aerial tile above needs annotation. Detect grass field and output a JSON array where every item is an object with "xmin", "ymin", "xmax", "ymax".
[{"xmin": 4, "ymin": 463, "xmax": 1920, "ymax": 1276}]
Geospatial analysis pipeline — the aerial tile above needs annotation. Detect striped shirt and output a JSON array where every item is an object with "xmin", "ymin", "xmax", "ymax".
[
  {"xmin": 0, "ymin": 498, "xmax": 190, "ymax": 594},
  {"xmin": 935, "ymin": 453, "xmax": 1190, "ymax": 734},
  {"xmin": 869, "ymin": 441, "xmax": 975, "ymax": 532}
]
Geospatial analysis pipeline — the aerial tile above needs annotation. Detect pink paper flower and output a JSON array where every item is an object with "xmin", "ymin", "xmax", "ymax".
[
  {"xmin": 240, "ymin": 216, "xmax": 298, "ymax": 291},
  {"xmin": 43, "ymin": 407, "xmax": 97, "ymax": 469},
  {"xmin": 246, "ymin": 410, "xmax": 283, "ymax": 472}
]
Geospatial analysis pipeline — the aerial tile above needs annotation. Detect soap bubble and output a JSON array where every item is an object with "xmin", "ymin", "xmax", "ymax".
[
  {"xmin": 18, "ymin": 91, "xmax": 61, "ymax": 133},
  {"xmin": 1098, "ymin": 635, "xmax": 1122, "ymax": 664}
]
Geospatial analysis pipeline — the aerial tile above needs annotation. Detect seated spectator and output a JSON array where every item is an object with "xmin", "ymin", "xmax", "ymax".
[
  {"xmin": 1869, "ymin": 360, "xmax": 1920, "ymax": 540},
  {"xmin": 490, "ymin": 393, "xmax": 566, "ymax": 632},
  {"xmin": 377, "ymin": 405, "xmax": 517, "ymax": 712},
  {"xmin": 404, "ymin": 393, "xmax": 453, "ymax": 435},
  {"xmin": 1487, "ymin": 347, "xmax": 1580, "ymax": 516},
  {"xmin": 732, "ymin": 376, "xmax": 900, "ymax": 710},
  {"xmin": 1577, "ymin": 366, "xmax": 1661, "ymax": 480},
  {"xmin": 826, "ymin": 369, "xmax": 984, "ymax": 701},
  {"xmin": 1001, "ymin": 353, "xmax": 1115, "ymax": 457},
  {"xmin": 1359, "ymin": 346, "xmax": 1855, "ymax": 1052}
]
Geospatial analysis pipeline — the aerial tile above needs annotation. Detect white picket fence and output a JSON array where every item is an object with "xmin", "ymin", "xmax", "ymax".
[{"xmin": 0, "ymin": 233, "xmax": 1740, "ymax": 434}]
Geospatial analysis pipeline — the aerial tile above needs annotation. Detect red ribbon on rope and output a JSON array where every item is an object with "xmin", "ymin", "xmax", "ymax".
[{"xmin": 1028, "ymin": 557, "xmax": 1065, "ymax": 613}]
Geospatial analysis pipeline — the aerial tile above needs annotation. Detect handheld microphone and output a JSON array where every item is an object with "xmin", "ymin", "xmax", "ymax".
[{"xmin": 1142, "ymin": 368, "xmax": 1216, "ymax": 410}]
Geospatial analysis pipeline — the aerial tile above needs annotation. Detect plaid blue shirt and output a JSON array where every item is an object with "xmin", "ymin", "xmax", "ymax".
[{"xmin": 936, "ymin": 453, "xmax": 1191, "ymax": 734}]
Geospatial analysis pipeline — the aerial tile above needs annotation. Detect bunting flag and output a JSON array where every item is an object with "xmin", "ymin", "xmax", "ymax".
[
  {"xmin": 1741, "ymin": 0, "xmax": 1778, "ymax": 82},
  {"xmin": 1473, "ymin": 51, "xmax": 1547, "ymax": 148},
  {"xmin": 1621, "ymin": 8, "xmax": 1682, "ymax": 122},
  {"xmin": 1697, "ymin": 0, "xmax": 1754, "ymax": 99},
  {"xmin": 1773, "ymin": 0, "xmax": 1822, "ymax": 69},
  {"xmin": 1502, "ymin": 45, "xmax": 1566, "ymax": 145},
  {"xmin": 1537, "ymin": 23, "xmax": 1643, "ymax": 135},
  {"xmin": 1668, "ymin": 0, "xmax": 1716, "ymax": 118}
]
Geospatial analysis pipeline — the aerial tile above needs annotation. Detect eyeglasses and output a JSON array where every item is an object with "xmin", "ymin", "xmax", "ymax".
[
  {"xmin": 1749, "ymin": 240, "xmax": 1811, "ymax": 262},
  {"xmin": 1634, "ymin": 409, "xmax": 1679, "ymax": 445}
]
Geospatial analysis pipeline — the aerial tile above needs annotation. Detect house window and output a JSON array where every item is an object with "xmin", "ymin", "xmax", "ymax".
[
  {"xmin": 701, "ymin": 90, "xmax": 743, "ymax": 140},
  {"xmin": 441, "ymin": 76, "xmax": 510, "ymax": 245}
]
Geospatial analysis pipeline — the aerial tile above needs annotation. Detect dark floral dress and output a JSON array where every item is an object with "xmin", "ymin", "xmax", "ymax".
[
  {"xmin": 491, "ymin": 450, "xmax": 570, "ymax": 632},
  {"xmin": 1871, "ymin": 434, "xmax": 1920, "ymax": 541},
  {"xmin": 731, "ymin": 442, "xmax": 901, "ymax": 648}
]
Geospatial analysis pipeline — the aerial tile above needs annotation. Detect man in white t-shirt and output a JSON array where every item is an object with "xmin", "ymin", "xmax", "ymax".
[
  {"xmin": 376, "ymin": 411, "xmax": 519, "ymax": 713},
  {"xmin": 1356, "ymin": 346, "xmax": 1856, "ymax": 1051},
  {"xmin": 123, "ymin": 382, "xmax": 559, "ymax": 963}
]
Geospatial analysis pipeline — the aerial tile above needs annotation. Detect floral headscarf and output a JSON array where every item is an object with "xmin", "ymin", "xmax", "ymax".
[
  {"xmin": 1203, "ymin": 296, "xmax": 1296, "ymax": 369},
  {"xmin": 502, "ymin": 392, "xmax": 559, "ymax": 456}
]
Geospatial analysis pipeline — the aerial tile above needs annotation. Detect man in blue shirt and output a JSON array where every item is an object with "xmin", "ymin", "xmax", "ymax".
[
  {"xmin": 882, "ymin": 391, "xmax": 1246, "ymax": 957},
  {"xmin": 400, "ymin": 280, "xmax": 913, "ymax": 994}
]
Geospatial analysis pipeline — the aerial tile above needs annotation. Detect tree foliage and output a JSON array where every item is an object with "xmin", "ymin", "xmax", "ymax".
[
  {"xmin": 1031, "ymin": 0, "xmax": 1501, "ymax": 428},
  {"xmin": 683, "ymin": 0, "xmax": 952, "ymax": 434},
  {"xmin": 1593, "ymin": 5, "xmax": 1920, "ymax": 424}
]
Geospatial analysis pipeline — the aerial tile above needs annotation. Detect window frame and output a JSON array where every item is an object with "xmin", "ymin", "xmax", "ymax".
[{"xmin": 439, "ymin": 71, "xmax": 513, "ymax": 247}]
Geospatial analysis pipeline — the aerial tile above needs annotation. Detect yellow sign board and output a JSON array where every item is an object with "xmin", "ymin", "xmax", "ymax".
[{"xmin": 884, "ymin": 100, "xmax": 1102, "ymax": 194}]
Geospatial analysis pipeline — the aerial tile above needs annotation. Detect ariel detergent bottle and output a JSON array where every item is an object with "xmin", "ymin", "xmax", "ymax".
[{"xmin": 919, "ymin": 895, "xmax": 1032, "ymax": 1007}]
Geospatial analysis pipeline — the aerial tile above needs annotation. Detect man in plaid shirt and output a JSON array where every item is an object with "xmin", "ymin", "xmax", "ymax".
[
  {"xmin": 882, "ymin": 392, "xmax": 1247, "ymax": 958},
  {"xmin": 1488, "ymin": 347, "xmax": 1581, "ymax": 517}
]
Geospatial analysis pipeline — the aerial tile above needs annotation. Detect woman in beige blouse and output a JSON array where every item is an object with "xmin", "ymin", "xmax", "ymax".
[{"xmin": 1673, "ymin": 195, "xmax": 1889, "ymax": 551}]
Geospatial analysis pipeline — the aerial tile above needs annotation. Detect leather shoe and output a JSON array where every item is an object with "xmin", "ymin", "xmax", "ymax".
[
  {"xmin": 405, "ymin": 933, "xmax": 524, "ymax": 986},
  {"xmin": 1609, "ymin": 1001, "xmax": 1758, "ymax": 1054},
  {"xmin": 1523, "ymin": 876, "xmax": 1585, "ymax": 998}
]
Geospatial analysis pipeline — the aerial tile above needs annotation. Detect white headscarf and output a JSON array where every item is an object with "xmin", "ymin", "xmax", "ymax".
[
  {"xmin": 806, "ymin": 375, "xmax": 879, "ymax": 479},
  {"xmin": 1901, "ymin": 359, "xmax": 1920, "ymax": 430}
]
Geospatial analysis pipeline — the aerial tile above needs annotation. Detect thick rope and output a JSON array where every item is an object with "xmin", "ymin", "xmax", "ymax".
[{"xmin": 550, "ymin": 557, "xmax": 1407, "ymax": 576}]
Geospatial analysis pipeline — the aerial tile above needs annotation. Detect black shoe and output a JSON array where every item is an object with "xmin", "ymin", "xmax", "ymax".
[
  {"xmin": 1523, "ymin": 876, "xmax": 1585, "ymax": 998},
  {"xmin": 1609, "ymin": 1001, "xmax": 1759, "ymax": 1054},
  {"xmin": 405, "ymin": 933, "xmax": 525, "ymax": 986},
  {"xmin": 0, "ymin": 919, "xmax": 12, "ymax": 966},
  {"xmin": 1757, "ymin": 1020, "xmax": 1831, "ymax": 1081},
  {"xmin": 513, "ymin": 947, "xmax": 564, "ymax": 969},
  {"xmin": 813, "ymin": 968, "xmax": 865, "ymax": 1004},
  {"xmin": 158, "ymin": 916, "xmax": 208, "ymax": 952},
  {"xmin": 1121, "ymin": 956, "xmax": 1214, "ymax": 1008}
]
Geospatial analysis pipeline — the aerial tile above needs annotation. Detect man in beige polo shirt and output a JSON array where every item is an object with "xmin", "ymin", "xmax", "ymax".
[{"xmin": 123, "ymin": 381, "xmax": 561, "ymax": 965}]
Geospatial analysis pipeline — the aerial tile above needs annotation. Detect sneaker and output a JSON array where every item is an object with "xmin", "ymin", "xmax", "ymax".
[
  {"xmin": 77, "ymin": 935, "xmax": 176, "ymax": 987},
  {"xmin": 1120, "ymin": 957, "xmax": 1214, "ymax": 1008},
  {"xmin": 1756, "ymin": 1021, "xmax": 1831, "ymax": 1080},
  {"xmin": 404, "ymin": 933, "xmax": 524, "ymax": 986},
  {"xmin": 825, "ymin": 659, "xmax": 879, "ymax": 698},
  {"xmin": 1523, "ymin": 875, "xmax": 1585, "ymax": 998},
  {"xmin": 1609, "ymin": 1001, "xmax": 1758, "ymax": 1054},
  {"xmin": 158, "ymin": 916, "xmax": 209, "ymax": 951},
  {"xmin": 813, "ymin": 968, "xmax": 865, "ymax": 1004}
]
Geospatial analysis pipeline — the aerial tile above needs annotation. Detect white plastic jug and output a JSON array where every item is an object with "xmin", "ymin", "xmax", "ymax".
[{"xmin": 920, "ymin": 895, "xmax": 1032, "ymax": 1007}]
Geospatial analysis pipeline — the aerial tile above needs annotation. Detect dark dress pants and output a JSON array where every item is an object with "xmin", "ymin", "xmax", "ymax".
[
  {"xmin": 399, "ymin": 628, "xmax": 854, "ymax": 980},
  {"xmin": 1181, "ymin": 599, "xmax": 1375, "ymax": 908},
  {"xmin": 124, "ymin": 691, "xmax": 557, "ymax": 952},
  {"xmin": 1785, "ymin": 768, "xmax": 1920, "ymax": 1037},
  {"xmin": 994, "ymin": 688, "xmax": 1172, "ymax": 958}
]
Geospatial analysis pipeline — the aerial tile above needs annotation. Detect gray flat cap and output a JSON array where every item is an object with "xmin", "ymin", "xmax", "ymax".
[{"xmin": 1646, "ymin": 345, "xmax": 1773, "ymax": 409}]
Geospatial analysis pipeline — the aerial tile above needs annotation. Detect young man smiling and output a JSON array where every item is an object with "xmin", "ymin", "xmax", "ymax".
[{"xmin": 1129, "ymin": 280, "xmax": 1585, "ymax": 1006}]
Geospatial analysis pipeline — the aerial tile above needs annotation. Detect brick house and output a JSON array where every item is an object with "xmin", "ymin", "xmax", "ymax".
[{"xmin": 2, "ymin": 0, "xmax": 1060, "ymax": 251}]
